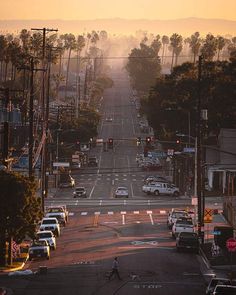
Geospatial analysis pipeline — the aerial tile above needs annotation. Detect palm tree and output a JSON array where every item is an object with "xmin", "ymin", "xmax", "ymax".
[
  {"xmin": 189, "ymin": 32, "xmax": 202, "ymax": 63},
  {"xmin": 0, "ymin": 35, "xmax": 7, "ymax": 82},
  {"xmin": 151, "ymin": 35, "xmax": 162, "ymax": 57},
  {"xmin": 63, "ymin": 33, "xmax": 76, "ymax": 99},
  {"xmin": 216, "ymin": 36, "xmax": 226, "ymax": 61},
  {"xmin": 170, "ymin": 33, "xmax": 183, "ymax": 70},
  {"xmin": 201, "ymin": 34, "xmax": 217, "ymax": 61},
  {"xmin": 161, "ymin": 35, "xmax": 169, "ymax": 64},
  {"xmin": 19, "ymin": 29, "xmax": 31, "ymax": 52}
]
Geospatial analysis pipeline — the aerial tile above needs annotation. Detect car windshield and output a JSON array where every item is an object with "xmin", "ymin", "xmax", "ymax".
[
  {"xmin": 42, "ymin": 219, "xmax": 57, "ymax": 224},
  {"xmin": 76, "ymin": 188, "xmax": 85, "ymax": 191},
  {"xmin": 37, "ymin": 232, "xmax": 52, "ymax": 238}
]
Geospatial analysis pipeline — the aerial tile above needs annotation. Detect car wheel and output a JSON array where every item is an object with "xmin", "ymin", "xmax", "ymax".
[
  {"xmin": 154, "ymin": 190, "xmax": 159, "ymax": 196},
  {"xmin": 173, "ymin": 191, "xmax": 179, "ymax": 197}
]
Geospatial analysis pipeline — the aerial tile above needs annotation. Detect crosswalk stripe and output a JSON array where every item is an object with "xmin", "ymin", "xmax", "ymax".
[
  {"xmin": 81, "ymin": 212, "xmax": 88, "ymax": 215},
  {"xmin": 108, "ymin": 211, "xmax": 114, "ymax": 215},
  {"xmin": 133, "ymin": 211, "xmax": 139, "ymax": 214}
]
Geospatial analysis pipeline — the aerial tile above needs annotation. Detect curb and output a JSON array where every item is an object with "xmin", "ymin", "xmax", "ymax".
[{"xmin": 0, "ymin": 259, "xmax": 27, "ymax": 274}]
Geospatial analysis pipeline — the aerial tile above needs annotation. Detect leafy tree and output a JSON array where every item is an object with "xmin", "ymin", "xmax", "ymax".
[
  {"xmin": 151, "ymin": 35, "xmax": 162, "ymax": 57},
  {"xmin": 126, "ymin": 42, "xmax": 161, "ymax": 93},
  {"xmin": 216, "ymin": 36, "xmax": 226, "ymax": 60},
  {"xmin": 0, "ymin": 171, "xmax": 42, "ymax": 266},
  {"xmin": 141, "ymin": 59, "xmax": 236, "ymax": 140}
]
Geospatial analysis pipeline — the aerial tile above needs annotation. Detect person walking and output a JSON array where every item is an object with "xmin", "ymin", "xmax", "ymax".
[{"xmin": 108, "ymin": 257, "xmax": 122, "ymax": 280}]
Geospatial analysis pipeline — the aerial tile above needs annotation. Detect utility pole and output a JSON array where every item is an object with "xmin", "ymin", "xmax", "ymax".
[
  {"xmin": 197, "ymin": 55, "xmax": 203, "ymax": 241},
  {"xmin": 29, "ymin": 58, "xmax": 34, "ymax": 178},
  {"xmin": 31, "ymin": 27, "xmax": 58, "ymax": 211},
  {"xmin": 1, "ymin": 88, "xmax": 10, "ymax": 169}
]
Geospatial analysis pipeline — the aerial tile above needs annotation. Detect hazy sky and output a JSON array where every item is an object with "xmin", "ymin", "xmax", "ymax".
[{"xmin": 1, "ymin": 0, "xmax": 236, "ymax": 21}]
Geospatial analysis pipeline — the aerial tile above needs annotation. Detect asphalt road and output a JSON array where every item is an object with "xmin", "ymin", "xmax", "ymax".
[{"xmin": 1, "ymin": 67, "xmax": 218, "ymax": 295}]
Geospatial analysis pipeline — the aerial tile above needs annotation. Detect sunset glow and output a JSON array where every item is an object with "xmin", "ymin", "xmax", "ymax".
[{"xmin": 1, "ymin": 0, "xmax": 236, "ymax": 21}]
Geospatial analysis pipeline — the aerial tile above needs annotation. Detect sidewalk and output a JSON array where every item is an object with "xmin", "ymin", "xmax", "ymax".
[{"xmin": 200, "ymin": 212, "xmax": 236, "ymax": 274}]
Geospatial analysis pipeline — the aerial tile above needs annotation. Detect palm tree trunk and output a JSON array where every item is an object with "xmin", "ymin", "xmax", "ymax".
[
  {"xmin": 4, "ymin": 62, "xmax": 9, "ymax": 82},
  {"xmin": 56, "ymin": 53, "xmax": 62, "ymax": 101},
  {"xmin": 171, "ymin": 50, "xmax": 175, "ymax": 71},
  {"xmin": 64, "ymin": 48, "xmax": 72, "ymax": 100},
  {"xmin": 161, "ymin": 45, "xmax": 165, "ymax": 64}
]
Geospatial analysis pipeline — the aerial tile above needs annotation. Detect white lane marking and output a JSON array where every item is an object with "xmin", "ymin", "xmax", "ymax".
[
  {"xmin": 108, "ymin": 211, "xmax": 114, "ymax": 215},
  {"xmin": 69, "ymin": 212, "xmax": 74, "ymax": 216},
  {"xmin": 102, "ymin": 221, "xmax": 118, "ymax": 224},
  {"xmin": 97, "ymin": 178, "xmax": 101, "ymax": 181},
  {"xmin": 106, "ymin": 178, "xmax": 111, "ymax": 181},
  {"xmin": 107, "ymin": 174, "xmax": 111, "ymax": 176},
  {"xmin": 94, "ymin": 212, "xmax": 100, "ymax": 215},
  {"xmin": 99, "ymin": 200, "xmax": 102, "ymax": 206},
  {"xmin": 132, "ymin": 179, "xmax": 136, "ymax": 181},
  {"xmin": 160, "ymin": 210, "xmax": 166, "ymax": 214},
  {"xmin": 122, "ymin": 214, "xmax": 125, "ymax": 225},
  {"xmin": 147, "ymin": 210, "xmax": 152, "ymax": 214},
  {"xmin": 120, "ymin": 211, "xmax": 126, "ymax": 214},
  {"xmin": 81, "ymin": 212, "xmax": 88, "ymax": 216},
  {"xmin": 123, "ymin": 178, "xmax": 127, "ymax": 181},
  {"xmin": 89, "ymin": 185, "xmax": 96, "ymax": 199},
  {"xmin": 124, "ymin": 200, "xmax": 127, "ymax": 206},
  {"xmin": 123, "ymin": 174, "xmax": 127, "ymax": 177},
  {"xmin": 131, "ymin": 183, "xmax": 134, "ymax": 198},
  {"xmin": 115, "ymin": 178, "xmax": 119, "ymax": 181},
  {"xmin": 115, "ymin": 174, "xmax": 119, "ymax": 177},
  {"xmin": 134, "ymin": 211, "xmax": 139, "ymax": 214},
  {"xmin": 112, "ymin": 180, "xmax": 115, "ymax": 185},
  {"xmin": 149, "ymin": 213, "xmax": 154, "ymax": 225},
  {"xmin": 148, "ymin": 200, "xmax": 150, "ymax": 206},
  {"xmin": 136, "ymin": 221, "xmax": 141, "ymax": 223}
]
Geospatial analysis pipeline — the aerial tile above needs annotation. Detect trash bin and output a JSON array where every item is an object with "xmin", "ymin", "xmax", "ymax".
[{"xmin": 39, "ymin": 266, "xmax": 47, "ymax": 275}]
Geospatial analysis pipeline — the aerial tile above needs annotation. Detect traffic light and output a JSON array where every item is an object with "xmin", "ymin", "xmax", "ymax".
[
  {"xmin": 137, "ymin": 137, "xmax": 141, "ymax": 146},
  {"xmin": 146, "ymin": 136, "xmax": 151, "ymax": 145},
  {"xmin": 108, "ymin": 138, "xmax": 113, "ymax": 149}
]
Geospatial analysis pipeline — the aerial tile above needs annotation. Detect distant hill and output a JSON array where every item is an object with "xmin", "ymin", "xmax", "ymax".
[{"xmin": 0, "ymin": 18, "xmax": 235, "ymax": 36}]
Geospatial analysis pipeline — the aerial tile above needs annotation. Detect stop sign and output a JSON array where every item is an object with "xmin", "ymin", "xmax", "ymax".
[{"xmin": 226, "ymin": 238, "xmax": 236, "ymax": 252}]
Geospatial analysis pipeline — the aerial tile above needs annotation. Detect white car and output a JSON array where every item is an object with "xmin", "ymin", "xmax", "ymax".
[
  {"xmin": 114, "ymin": 187, "xmax": 129, "ymax": 198},
  {"xmin": 28, "ymin": 240, "xmax": 50, "ymax": 261},
  {"xmin": 167, "ymin": 209, "xmax": 189, "ymax": 229},
  {"xmin": 172, "ymin": 217, "xmax": 194, "ymax": 238},
  {"xmin": 39, "ymin": 217, "xmax": 60, "ymax": 237},
  {"xmin": 36, "ymin": 230, "xmax": 56, "ymax": 250}
]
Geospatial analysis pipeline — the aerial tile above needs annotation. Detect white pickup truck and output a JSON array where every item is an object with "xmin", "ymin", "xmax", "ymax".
[
  {"xmin": 172, "ymin": 217, "xmax": 194, "ymax": 238},
  {"xmin": 45, "ymin": 206, "xmax": 68, "ymax": 226},
  {"xmin": 142, "ymin": 182, "xmax": 180, "ymax": 197}
]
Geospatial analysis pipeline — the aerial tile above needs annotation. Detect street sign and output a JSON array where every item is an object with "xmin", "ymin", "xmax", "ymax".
[
  {"xmin": 213, "ymin": 231, "xmax": 221, "ymax": 235},
  {"xmin": 53, "ymin": 162, "xmax": 70, "ymax": 167},
  {"xmin": 226, "ymin": 238, "xmax": 236, "ymax": 252},
  {"xmin": 183, "ymin": 147, "xmax": 195, "ymax": 153},
  {"xmin": 204, "ymin": 208, "xmax": 213, "ymax": 223}
]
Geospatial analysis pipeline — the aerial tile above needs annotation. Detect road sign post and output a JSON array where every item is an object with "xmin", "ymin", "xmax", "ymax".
[{"xmin": 226, "ymin": 238, "xmax": 236, "ymax": 280}]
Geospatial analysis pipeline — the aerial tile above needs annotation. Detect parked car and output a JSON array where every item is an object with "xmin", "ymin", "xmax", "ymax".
[
  {"xmin": 144, "ymin": 175, "xmax": 168, "ymax": 184},
  {"xmin": 167, "ymin": 209, "xmax": 189, "ymax": 229},
  {"xmin": 213, "ymin": 285, "xmax": 236, "ymax": 294},
  {"xmin": 206, "ymin": 278, "xmax": 232, "ymax": 295},
  {"xmin": 114, "ymin": 187, "xmax": 129, "ymax": 198},
  {"xmin": 172, "ymin": 217, "xmax": 194, "ymax": 238},
  {"xmin": 73, "ymin": 187, "xmax": 87, "ymax": 198},
  {"xmin": 176, "ymin": 232, "xmax": 199, "ymax": 253},
  {"xmin": 36, "ymin": 230, "xmax": 56, "ymax": 250},
  {"xmin": 45, "ymin": 205, "xmax": 69, "ymax": 222},
  {"xmin": 142, "ymin": 182, "xmax": 179, "ymax": 197},
  {"xmin": 45, "ymin": 209, "xmax": 66, "ymax": 226},
  {"xmin": 28, "ymin": 240, "xmax": 50, "ymax": 261},
  {"xmin": 39, "ymin": 217, "xmax": 60, "ymax": 237}
]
